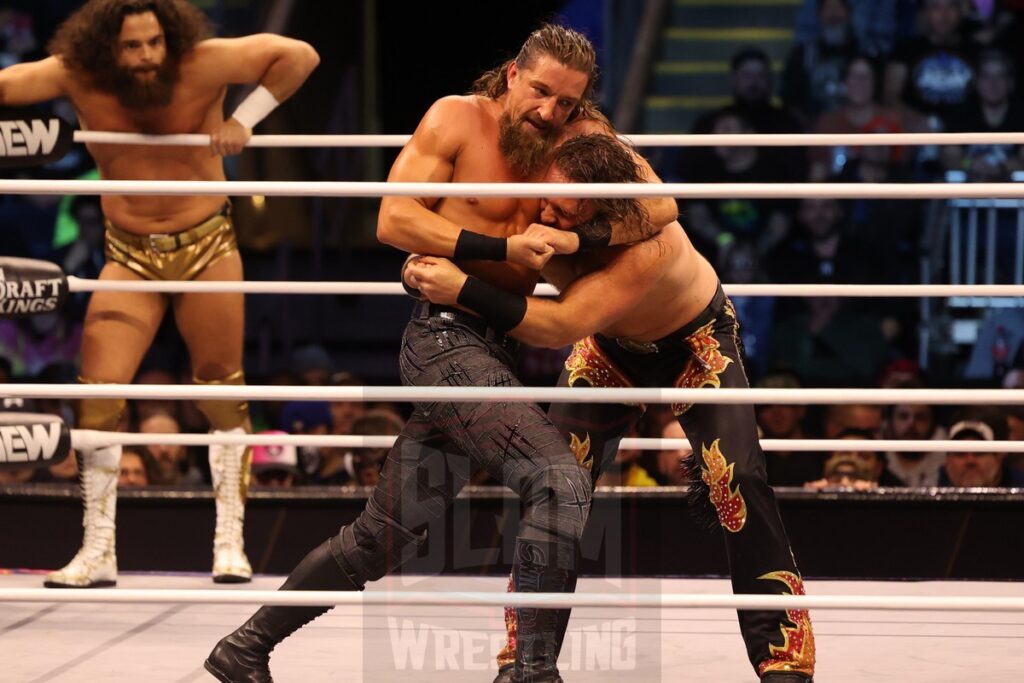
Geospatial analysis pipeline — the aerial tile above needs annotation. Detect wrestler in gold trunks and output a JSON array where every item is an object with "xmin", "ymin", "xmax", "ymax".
[
  {"xmin": 0, "ymin": 0, "xmax": 318, "ymax": 587},
  {"xmin": 104, "ymin": 202, "xmax": 237, "ymax": 281}
]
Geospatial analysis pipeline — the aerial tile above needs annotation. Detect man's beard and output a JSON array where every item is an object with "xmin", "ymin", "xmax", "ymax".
[
  {"xmin": 498, "ymin": 111, "xmax": 555, "ymax": 177},
  {"xmin": 107, "ymin": 59, "xmax": 180, "ymax": 109}
]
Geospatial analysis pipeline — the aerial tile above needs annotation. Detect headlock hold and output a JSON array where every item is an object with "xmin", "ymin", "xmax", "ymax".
[
  {"xmin": 0, "ymin": 412, "xmax": 72, "ymax": 471},
  {"xmin": 0, "ymin": 257, "xmax": 69, "ymax": 318}
]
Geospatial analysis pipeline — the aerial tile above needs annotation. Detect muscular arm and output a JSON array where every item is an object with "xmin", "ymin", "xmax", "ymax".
[
  {"xmin": 571, "ymin": 119, "xmax": 677, "ymax": 245},
  {"xmin": 513, "ymin": 243, "xmax": 668, "ymax": 347},
  {"xmin": 196, "ymin": 34, "xmax": 319, "ymax": 102},
  {"xmin": 376, "ymin": 97, "xmax": 469, "ymax": 255},
  {"xmin": 0, "ymin": 56, "xmax": 66, "ymax": 106},
  {"xmin": 408, "ymin": 240, "xmax": 670, "ymax": 348}
]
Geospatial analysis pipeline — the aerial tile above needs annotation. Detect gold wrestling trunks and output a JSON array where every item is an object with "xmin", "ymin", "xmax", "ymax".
[{"xmin": 104, "ymin": 203, "xmax": 237, "ymax": 281}]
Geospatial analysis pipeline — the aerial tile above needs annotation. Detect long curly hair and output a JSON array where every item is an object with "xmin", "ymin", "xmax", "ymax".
[
  {"xmin": 48, "ymin": 0, "xmax": 211, "ymax": 91},
  {"xmin": 552, "ymin": 133, "xmax": 649, "ymax": 231},
  {"xmin": 471, "ymin": 23, "xmax": 606, "ymax": 124}
]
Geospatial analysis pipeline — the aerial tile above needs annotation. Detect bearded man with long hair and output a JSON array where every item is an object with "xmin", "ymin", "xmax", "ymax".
[{"xmin": 0, "ymin": 0, "xmax": 319, "ymax": 588}]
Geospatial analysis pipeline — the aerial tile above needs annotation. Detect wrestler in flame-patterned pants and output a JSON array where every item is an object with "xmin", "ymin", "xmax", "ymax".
[{"xmin": 498, "ymin": 285, "xmax": 815, "ymax": 678}]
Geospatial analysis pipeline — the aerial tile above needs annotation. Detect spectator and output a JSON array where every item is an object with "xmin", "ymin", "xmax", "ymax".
[
  {"xmin": 652, "ymin": 419, "xmax": 692, "ymax": 486},
  {"xmin": 33, "ymin": 447, "xmax": 80, "ymax": 484},
  {"xmin": 140, "ymin": 411, "xmax": 202, "ymax": 486},
  {"xmin": 594, "ymin": 424, "xmax": 651, "ymax": 486},
  {"xmin": 884, "ymin": 0, "xmax": 979, "ymax": 124},
  {"xmin": 783, "ymin": 0, "xmax": 863, "ymax": 121},
  {"xmin": 677, "ymin": 47, "xmax": 806, "ymax": 185},
  {"xmin": 804, "ymin": 426, "xmax": 903, "ymax": 489},
  {"xmin": 942, "ymin": 49, "xmax": 1024, "ymax": 180},
  {"xmin": 756, "ymin": 371, "xmax": 826, "ymax": 486},
  {"xmin": 0, "ymin": 466, "xmax": 34, "ymax": 485},
  {"xmin": 720, "ymin": 239, "xmax": 775, "ymax": 378},
  {"xmin": 939, "ymin": 409, "xmax": 1024, "ymax": 486},
  {"xmin": 769, "ymin": 296, "xmax": 890, "ymax": 387},
  {"xmin": 251, "ymin": 434, "xmax": 303, "ymax": 488},
  {"xmin": 768, "ymin": 198, "xmax": 883, "ymax": 286},
  {"xmin": 680, "ymin": 109, "xmax": 795, "ymax": 262},
  {"xmin": 328, "ymin": 371, "xmax": 366, "ymax": 436},
  {"xmin": 882, "ymin": 379, "xmax": 947, "ymax": 486},
  {"xmin": 133, "ymin": 366, "xmax": 181, "ymax": 426},
  {"xmin": 811, "ymin": 54, "xmax": 922, "ymax": 181},
  {"xmin": 291, "ymin": 344, "xmax": 334, "ymax": 385},
  {"xmin": 119, "ymin": 447, "xmax": 158, "ymax": 488},
  {"xmin": 823, "ymin": 403, "xmax": 884, "ymax": 437},
  {"xmin": 1002, "ymin": 370, "xmax": 1024, "ymax": 473},
  {"xmin": 251, "ymin": 367, "xmax": 300, "ymax": 434},
  {"xmin": 315, "ymin": 409, "xmax": 404, "ymax": 486},
  {"xmin": 794, "ymin": 0, "xmax": 899, "ymax": 57},
  {"xmin": 279, "ymin": 400, "xmax": 333, "ymax": 477},
  {"xmin": 695, "ymin": 48, "xmax": 805, "ymax": 137}
]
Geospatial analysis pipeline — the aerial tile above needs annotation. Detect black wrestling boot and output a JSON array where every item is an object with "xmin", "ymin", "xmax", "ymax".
[
  {"xmin": 762, "ymin": 673, "xmax": 814, "ymax": 682},
  {"xmin": 204, "ymin": 538, "xmax": 360, "ymax": 683},
  {"xmin": 492, "ymin": 663, "xmax": 515, "ymax": 683},
  {"xmin": 512, "ymin": 539, "xmax": 570, "ymax": 683}
]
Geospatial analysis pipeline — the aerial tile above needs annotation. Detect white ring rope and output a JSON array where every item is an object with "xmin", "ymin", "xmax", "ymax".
[
  {"xmin": 0, "ymin": 588, "xmax": 1020, "ymax": 611},
  {"xmin": 2, "ymin": 179, "xmax": 1023, "ymax": 200},
  {"xmin": 72, "ymin": 130, "xmax": 1024, "ymax": 148},
  {"xmin": 4, "ymin": 384, "xmax": 1022, "ymax": 405},
  {"xmin": 0, "ymin": 589, "xmax": 1019, "ymax": 614},
  {"xmin": 68, "ymin": 430, "xmax": 1024, "ymax": 454},
  {"xmin": 62, "ymin": 277, "xmax": 1024, "ymax": 298}
]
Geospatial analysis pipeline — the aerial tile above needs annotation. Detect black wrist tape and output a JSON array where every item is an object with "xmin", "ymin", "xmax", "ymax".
[
  {"xmin": 571, "ymin": 216, "xmax": 613, "ymax": 251},
  {"xmin": 400, "ymin": 258, "xmax": 422, "ymax": 299},
  {"xmin": 453, "ymin": 230, "xmax": 507, "ymax": 261},
  {"xmin": 456, "ymin": 276, "xmax": 527, "ymax": 333}
]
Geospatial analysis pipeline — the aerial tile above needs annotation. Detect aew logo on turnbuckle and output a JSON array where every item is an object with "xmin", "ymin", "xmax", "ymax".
[
  {"xmin": 0, "ymin": 119, "xmax": 62, "ymax": 158},
  {"xmin": 0, "ymin": 422, "xmax": 64, "ymax": 465},
  {"xmin": 0, "ymin": 265, "xmax": 66, "ymax": 315}
]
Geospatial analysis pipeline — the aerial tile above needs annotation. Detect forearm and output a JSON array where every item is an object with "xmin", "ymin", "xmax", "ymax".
[
  {"xmin": 606, "ymin": 196, "xmax": 676, "ymax": 245},
  {"xmin": 511, "ymin": 298, "xmax": 589, "ymax": 348},
  {"xmin": 377, "ymin": 198, "xmax": 464, "ymax": 255}
]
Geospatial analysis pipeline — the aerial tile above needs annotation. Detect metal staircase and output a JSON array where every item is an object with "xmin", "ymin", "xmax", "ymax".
[{"xmin": 642, "ymin": 0, "xmax": 801, "ymax": 132}]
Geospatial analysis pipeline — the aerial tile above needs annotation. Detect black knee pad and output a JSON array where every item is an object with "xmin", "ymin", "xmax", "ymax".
[
  {"xmin": 333, "ymin": 498, "xmax": 425, "ymax": 585},
  {"xmin": 518, "ymin": 463, "xmax": 592, "ymax": 550}
]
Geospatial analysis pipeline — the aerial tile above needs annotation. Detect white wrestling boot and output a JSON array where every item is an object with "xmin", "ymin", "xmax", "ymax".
[
  {"xmin": 210, "ymin": 429, "xmax": 253, "ymax": 583},
  {"xmin": 45, "ymin": 446, "xmax": 120, "ymax": 588}
]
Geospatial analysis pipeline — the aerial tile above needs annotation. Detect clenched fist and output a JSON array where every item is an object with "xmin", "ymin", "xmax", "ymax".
[{"xmin": 211, "ymin": 118, "xmax": 252, "ymax": 156}]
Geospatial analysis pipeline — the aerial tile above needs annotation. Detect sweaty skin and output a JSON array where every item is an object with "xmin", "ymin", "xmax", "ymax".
[
  {"xmin": 406, "ymin": 162, "xmax": 718, "ymax": 348},
  {"xmin": 377, "ymin": 55, "xmax": 676, "ymax": 294},
  {"xmin": 0, "ymin": 11, "xmax": 318, "ymax": 385},
  {"xmin": 0, "ymin": 13, "xmax": 319, "ymax": 233}
]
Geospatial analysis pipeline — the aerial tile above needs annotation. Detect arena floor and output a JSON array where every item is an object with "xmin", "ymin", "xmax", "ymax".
[{"xmin": 1, "ymin": 573, "xmax": 1021, "ymax": 682}]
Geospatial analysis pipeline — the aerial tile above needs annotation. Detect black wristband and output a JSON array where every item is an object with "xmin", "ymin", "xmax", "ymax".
[
  {"xmin": 456, "ymin": 276, "xmax": 527, "ymax": 333},
  {"xmin": 453, "ymin": 229, "xmax": 507, "ymax": 261},
  {"xmin": 400, "ymin": 257, "xmax": 422, "ymax": 299},
  {"xmin": 571, "ymin": 216, "xmax": 612, "ymax": 251}
]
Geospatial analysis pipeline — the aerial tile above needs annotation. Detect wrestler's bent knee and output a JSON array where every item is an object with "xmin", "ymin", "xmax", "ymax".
[
  {"xmin": 76, "ymin": 378, "xmax": 126, "ymax": 432},
  {"xmin": 333, "ymin": 499, "xmax": 426, "ymax": 585},
  {"xmin": 194, "ymin": 369, "xmax": 249, "ymax": 431}
]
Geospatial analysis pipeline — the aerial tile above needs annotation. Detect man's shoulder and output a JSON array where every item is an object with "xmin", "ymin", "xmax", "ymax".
[
  {"xmin": 428, "ymin": 94, "xmax": 490, "ymax": 117},
  {"xmin": 421, "ymin": 95, "xmax": 493, "ymax": 133}
]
